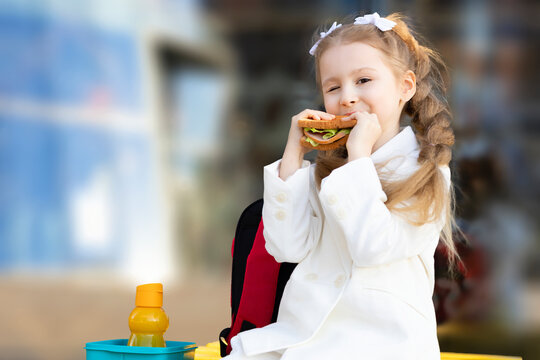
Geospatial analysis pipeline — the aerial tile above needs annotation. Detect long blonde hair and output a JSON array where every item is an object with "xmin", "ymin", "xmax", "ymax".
[{"xmin": 311, "ymin": 13, "xmax": 460, "ymax": 268}]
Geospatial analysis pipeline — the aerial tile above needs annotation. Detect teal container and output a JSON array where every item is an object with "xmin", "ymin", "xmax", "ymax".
[{"xmin": 85, "ymin": 339, "xmax": 197, "ymax": 360}]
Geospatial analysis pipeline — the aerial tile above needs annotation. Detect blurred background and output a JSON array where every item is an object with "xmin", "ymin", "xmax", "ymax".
[{"xmin": 0, "ymin": 0, "xmax": 538, "ymax": 359}]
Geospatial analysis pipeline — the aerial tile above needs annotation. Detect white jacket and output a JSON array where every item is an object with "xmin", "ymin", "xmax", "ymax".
[{"xmin": 237, "ymin": 126, "xmax": 450, "ymax": 359}]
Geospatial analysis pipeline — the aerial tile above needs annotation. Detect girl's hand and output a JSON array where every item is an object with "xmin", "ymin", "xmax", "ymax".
[
  {"xmin": 279, "ymin": 109, "xmax": 335, "ymax": 181},
  {"xmin": 287, "ymin": 109, "xmax": 335, "ymax": 155},
  {"xmin": 342, "ymin": 111, "xmax": 382, "ymax": 161}
]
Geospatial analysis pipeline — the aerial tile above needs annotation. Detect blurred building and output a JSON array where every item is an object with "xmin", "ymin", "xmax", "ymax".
[{"xmin": 0, "ymin": 0, "xmax": 235, "ymax": 284}]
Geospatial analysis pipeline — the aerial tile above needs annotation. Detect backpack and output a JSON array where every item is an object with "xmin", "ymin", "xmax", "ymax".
[{"xmin": 218, "ymin": 199, "xmax": 297, "ymax": 357}]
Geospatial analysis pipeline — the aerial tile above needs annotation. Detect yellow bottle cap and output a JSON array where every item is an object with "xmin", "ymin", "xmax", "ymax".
[{"xmin": 135, "ymin": 283, "xmax": 163, "ymax": 307}]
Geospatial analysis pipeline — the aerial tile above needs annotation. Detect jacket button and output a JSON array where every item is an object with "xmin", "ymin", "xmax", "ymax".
[
  {"xmin": 275, "ymin": 192, "xmax": 288, "ymax": 203},
  {"xmin": 275, "ymin": 210, "xmax": 286, "ymax": 221},
  {"xmin": 305, "ymin": 273, "xmax": 318, "ymax": 281},
  {"xmin": 334, "ymin": 275, "xmax": 346, "ymax": 288},
  {"xmin": 327, "ymin": 194, "xmax": 338, "ymax": 205}
]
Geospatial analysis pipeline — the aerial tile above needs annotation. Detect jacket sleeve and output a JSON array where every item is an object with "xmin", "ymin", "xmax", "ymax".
[
  {"xmin": 262, "ymin": 159, "xmax": 321, "ymax": 263},
  {"xmin": 319, "ymin": 157, "xmax": 451, "ymax": 267}
]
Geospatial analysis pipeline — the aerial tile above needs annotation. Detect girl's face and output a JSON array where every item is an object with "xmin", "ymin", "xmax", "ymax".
[{"xmin": 319, "ymin": 42, "xmax": 408, "ymax": 133}]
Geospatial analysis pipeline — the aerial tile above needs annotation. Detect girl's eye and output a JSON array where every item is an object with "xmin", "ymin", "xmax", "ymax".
[{"xmin": 327, "ymin": 79, "xmax": 368, "ymax": 92}]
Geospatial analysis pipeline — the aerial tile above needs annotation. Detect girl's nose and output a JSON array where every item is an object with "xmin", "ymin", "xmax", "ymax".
[{"xmin": 340, "ymin": 87, "xmax": 359, "ymax": 107}]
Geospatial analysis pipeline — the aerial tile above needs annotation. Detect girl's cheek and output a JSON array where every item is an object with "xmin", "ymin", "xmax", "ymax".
[{"xmin": 324, "ymin": 94, "xmax": 337, "ymax": 107}]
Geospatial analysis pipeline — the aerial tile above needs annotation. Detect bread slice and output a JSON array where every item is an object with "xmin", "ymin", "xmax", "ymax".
[
  {"xmin": 300, "ymin": 135, "xmax": 349, "ymax": 151},
  {"xmin": 298, "ymin": 115, "xmax": 357, "ymax": 129}
]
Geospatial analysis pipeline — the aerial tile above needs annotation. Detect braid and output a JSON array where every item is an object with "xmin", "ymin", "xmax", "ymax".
[
  {"xmin": 410, "ymin": 47, "xmax": 455, "ymax": 167},
  {"xmin": 388, "ymin": 14, "xmax": 455, "ymax": 168},
  {"xmin": 410, "ymin": 46, "xmax": 454, "ymax": 166}
]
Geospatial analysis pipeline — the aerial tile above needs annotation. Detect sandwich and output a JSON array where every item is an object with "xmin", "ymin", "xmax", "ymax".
[{"xmin": 299, "ymin": 115, "xmax": 357, "ymax": 151}]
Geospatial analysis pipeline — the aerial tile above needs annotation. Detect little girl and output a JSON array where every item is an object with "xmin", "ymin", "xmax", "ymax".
[{"xmin": 225, "ymin": 12, "xmax": 457, "ymax": 360}]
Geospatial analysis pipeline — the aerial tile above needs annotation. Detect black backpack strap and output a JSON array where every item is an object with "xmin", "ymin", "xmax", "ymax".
[{"xmin": 230, "ymin": 199, "xmax": 264, "ymax": 318}]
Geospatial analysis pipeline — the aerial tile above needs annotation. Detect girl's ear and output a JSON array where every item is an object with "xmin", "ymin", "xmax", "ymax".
[{"xmin": 400, "ymin": 70, "xmax": 416, "ymax": 104}]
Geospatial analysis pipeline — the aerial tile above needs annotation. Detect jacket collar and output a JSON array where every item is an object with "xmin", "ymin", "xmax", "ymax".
[{"xmin": 370, "ymin": 126, "xmax": 419, "ymax": 166}]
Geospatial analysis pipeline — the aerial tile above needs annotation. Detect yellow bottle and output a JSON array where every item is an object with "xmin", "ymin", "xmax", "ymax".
[{"xmin": 128, "ymin": 283, "xmax": 169, "ymax": 347}]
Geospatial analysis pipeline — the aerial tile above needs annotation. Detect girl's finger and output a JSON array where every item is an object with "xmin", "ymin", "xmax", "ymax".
[
  {"xmin": 341, "ymin": 112, "xmax": 358, "ymax": 121},
  {"xmin": 305, "ymin": 112, "xmax": 320, "ymax": 120},
  {"xmin": 307, "ymin": 110, "xmax": 334, "ymax": 120},
  {"xmin": 298, "ymin": 109, "xmax": 334, "ymax": 121},
  {"xmin": 317, "ymin": 112, "xmax": 335, "ymax": 120}
]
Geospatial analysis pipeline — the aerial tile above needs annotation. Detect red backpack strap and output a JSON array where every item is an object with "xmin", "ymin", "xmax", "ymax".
[{"xmin": 225, "ymin": 219, "xmax": 281, "ymax": 354}]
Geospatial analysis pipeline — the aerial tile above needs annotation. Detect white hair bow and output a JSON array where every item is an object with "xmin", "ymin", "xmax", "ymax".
[
  {"xmin": 309, "ymin": 21, "xmax": 342, "ymax": 56},
  {"xmin": 354, "ymin": 12, "xmax": 396, "ymax": 31}
]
